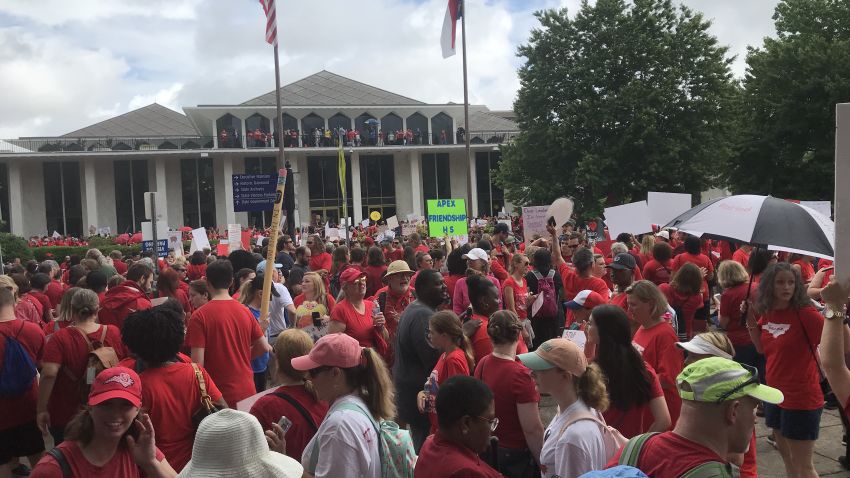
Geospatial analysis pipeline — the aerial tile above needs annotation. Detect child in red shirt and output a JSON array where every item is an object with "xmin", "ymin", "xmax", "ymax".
[{"xmin": 420, "ymin": 311, "xmax": 474, "ymax": 433}]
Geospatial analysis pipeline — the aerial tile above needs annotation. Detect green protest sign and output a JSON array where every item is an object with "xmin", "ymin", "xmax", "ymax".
[{"xmin": 427, "ymin": 199, "xmax": 468, "ymax": 236}]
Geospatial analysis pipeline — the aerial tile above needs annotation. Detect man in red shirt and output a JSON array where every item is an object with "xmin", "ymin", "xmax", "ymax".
[
  {"xmin": 40, "ymin": 261, "xmax": 66, "ymax": 309},
  {"xmin": 98, "ymin": 263, "xmax": 153, "ymax": 330},
  {"xmin": 186, "ymin": 260, "xmax": 271, "ymax": 406},
  {"xmin": 610, "ymin": 357, "xmax": 783, "ymax": 478},
  {"xmin": 109, "ymin": 250, "xmax": 128, "ymax": 276},
  {"xmin": 732, "ymin": 244, "xmax": 752, "ymax": 268},
  {"xmin": 0, "ymin": 287, "xmax": 46, "ymax": 475},
  {"xmin": 607, "ymin": 253, "xmax": 636, "ymax": 315},
  {"xmin": 28, "ymin": 274, "xmax": 54, "ymax": 324},
  {"xmin": 386, "ymin": 238, "xmax": 404, "ymax": 262}
]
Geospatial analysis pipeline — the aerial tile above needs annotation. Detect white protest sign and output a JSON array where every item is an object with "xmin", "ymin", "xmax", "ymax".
[
  {"xmin": 227, "ymin": 224, "xmax": 242, "ymax": 253},
  {"xmin": 361, "ymin": 219, "xmax": 370, "ymax": 228},
  {"xmin": 603, "ymin": 201, "xmax": 653, "ymax": 238},
  {"xmin": 52, "ymin": 231, "xmax": 60, "ymax": 239},
  {"xmin": 562, "ymin": 329, "xmax": 587, "ymax": 352},
  {"xmin": 451, "ymin": 234, "xmax": 469, "ymax": 246},
  {"xmin": 386, "ymin": 216, "xmax": 400, "ymax": 229},
  {"xmin": 837, "ymin": 103, "xmax": 850, "ymax": 282},
  {"xmin": 191, "ymin": 227, "xmax": 211, "ymax": 251},
  {"xmin": 800, "ymin": 200, "xmax": 832, "ymax": 219},
  {"xmin": 546, "ymin": 197, "xmax": 575, "ymax": 228},
  {"xmin": 402, "ymin": 223, "xmax": 417, "ymax": 237},
  {"xmin": 141, "ymin": 221, "xmax": 168, "ymax": 241},
  {"xmin": 647, "ymin": 192, "xmax": 692, "ymax": 227},
  {"xmin": 338, "ymin": 228, "xmax": 347, "ymax": 239},
  {"xmin": 166, "ymin": 230, "xmax": 183, "ymax": 255},
  {"xmin": 521, "ymin": 206, "xmax": 549, "ymax": 245}
]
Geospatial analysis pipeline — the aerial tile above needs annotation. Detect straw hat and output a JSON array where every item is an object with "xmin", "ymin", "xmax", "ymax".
[
  {"xmin": 178, "ymin": 409, "xmax": 303, "ymax": 478},
  {"xmin": 382, "ymin": 260, "xmax": 414, "ymax": 282}
]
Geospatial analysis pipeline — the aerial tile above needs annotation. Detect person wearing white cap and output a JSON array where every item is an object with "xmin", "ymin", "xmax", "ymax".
[
  {"xmin": 177, "ymin": 409, "xmax": 302, "ymax": 478},
  {"xmin": 452, "ymin": 248, "xmax": 502, "ymax": 315}
]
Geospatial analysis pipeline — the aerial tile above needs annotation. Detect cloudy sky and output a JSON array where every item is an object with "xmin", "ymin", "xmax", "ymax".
[{"xmin": 0, "ymin": 0, "xmax": 779, "ymax": 138}]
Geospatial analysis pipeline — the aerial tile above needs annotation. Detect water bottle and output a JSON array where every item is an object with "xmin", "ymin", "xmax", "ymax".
[{"xmin": 372, "ymin": 301, "xmax": 383, "ymax": 329}]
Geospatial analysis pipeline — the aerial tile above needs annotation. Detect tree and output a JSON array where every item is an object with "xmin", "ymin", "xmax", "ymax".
[
  {"xmin": 725, "ymin": 0, "xmax": 850, "ymax": 199},
  {"xmin": 496, "ymin": 0, "xmax": 737, "ymax": 217}
]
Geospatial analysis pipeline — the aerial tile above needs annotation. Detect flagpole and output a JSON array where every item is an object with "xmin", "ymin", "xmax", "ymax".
[{"xmin": 461, "ymin": 0, "xmax": 473, "ymax": 220}]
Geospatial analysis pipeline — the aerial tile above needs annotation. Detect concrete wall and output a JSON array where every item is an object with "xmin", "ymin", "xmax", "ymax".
[
  {"xmin": 164, "ymin": 158, "xmax": 184, "ymax": 230},
  {"xmin": 213, "ymin": 156, "xmax": 227, "ymax": 229},
  {"xmin": 449, "ymin": 150, "xmax": 471, "ymax": 205},
  {"xmin": 94, "ymin": 160, "xmax": 117, "ymax": 232},
  {"xmin": 393, "ymin": 152, "xmax": 413, "ymax": 217},
  {"xmin": 20, "ymin": 160, "xmax": 46, "ymax": 237}
]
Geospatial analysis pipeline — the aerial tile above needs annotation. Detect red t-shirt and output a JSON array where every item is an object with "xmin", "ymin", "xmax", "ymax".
[
  {"xmin": 387, "ymin": 248, "xmax": 404, "ymax": 263},
  {"xmin": 415, "ymin": 432, "xmax": 503, "ymax": 478},
  {"xmin": 732, "ymin": 248, "xmax": 750, "ymax": 268},
  {"xmin": 42, "ymin": 318, "xmax": 71, "ymax": 338},
  {"xmin": 185, "ymin": 299, "xmax": 263, "ymax": 406},
  {"xmin": 660, "ymin": 283, "xmax": 703, "ymax": 338},
  {"xmin": 792, "ymin": 259, "xmax": 815, "ymax": 283},
  {"xmin": 469, "ymin": 314, "xmax": 525, "ymax": 367},
  {"xmin": 428, "ymin": 348, "xmax": 471, "ymax": 432},
  {"xmin": 719, "ymin": 283, "xmax": 753, "ymax": 346},
  {"xmin": 607, "ymin": 432, "xmax": 727, "ymax": 478},
  {"xmin": 30, "ymin": 291, "xmax": 53, "ymax": 323},
  {"xmin": 331, "ymin": 299, "xmax": 378, "ymax": 348},
  {"xmin": 415, "ymin": 244, "xmax": 430, "ymax": 254},
  {"xmin": 30, "ymin": 440, "xmax": 165, "ymax": 478},
  {"xmin": 364, "ymin": 265, "xmax": 387, "ymax": 298},
  {"xmin": 671, "ymin": 252, "xmax": 713, "ymax": 300},
  {"xmin": 250, "ymin": 384, "xmax": 330, "ymax": 462},
  {"xmin": 558, "ymin": 262, "xmax": 610, "ymax": 301},
  {"xmin": 444, "ymin": 274, "xmax": 464, "ymax": 301},
  {"xmin": 0, "ymin": 319, "xmax": 45, "ymax": 430},
  {"xmin": 186, "ymin": 263, "xmax": 207, "ymax": 281},
  {"xmin": 309, "ymin": 252, "xmax": 333, "ymax": 273},
  {"xmin": 474, "ymin": 354, "xmax": 539, "ymax": 449},
  {"xmin": 117, "ymin": 360, "xmax": 222, "ymax": 471},
  {"xmin": 113, "ymin": 260, "xmax": 128, "ymax": 276},
  {"xmin": 602, "ymin": 364, "xmax": 664, "ymax": 438},
  {"xmin": 642, "ymin": 259, "xmax": 672, "ymax": 286},
  {"xmin": 42, "ymin": 324, "xmax": 126, "ymax": 426},
  {"xmin": 633, "ymin": 321, "xmax": 683, "ymax": 425},
  {"xmin": 758, "ymin": 306, "xmax": 824, "ymax": 409},
  {"xmin": 609, "ymin": 292, "xmax": 629, "ymax": 315},
  {"xmin": 45, "ymin": 280, "xmax": 66, "ymax": 309},
  {"xmin": 502, "ymin": 276, "xmax": 529, "ymax": 320}
]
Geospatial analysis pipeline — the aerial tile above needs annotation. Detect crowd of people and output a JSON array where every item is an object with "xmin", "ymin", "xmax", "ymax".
[
  {"xmin": 1, "ymin": 210, "xmax": 849, "ymax": 478},
  {"xmin": 216, "ymin": 124, "xmax": 461, "ymax": 149}
]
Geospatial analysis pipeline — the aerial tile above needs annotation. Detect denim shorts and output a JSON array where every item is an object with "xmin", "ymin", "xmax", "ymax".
[{"xmin": 764, "ymin": 403, "xmax": 822, "ymax": 441}]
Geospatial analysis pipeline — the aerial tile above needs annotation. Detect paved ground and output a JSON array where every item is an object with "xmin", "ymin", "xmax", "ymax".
[{"xmin": 539, "ymin": 396, "xmax": 850, "ymax": 477}]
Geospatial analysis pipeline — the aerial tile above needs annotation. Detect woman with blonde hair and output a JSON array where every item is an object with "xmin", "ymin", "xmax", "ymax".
[
  {"xmin": 627, "ymin": 280, "xmax": 684, "ymax": 426},
  {"xmin": 43, "ymin": 286, "xmax": 82, "ymax": 337},
  {"xmin": 418, "ymin": 311, "xmax": 474, "ymax": 434},
  {"xmin": 638, "ymin": 235, "xmax": 655, "ymax": 266},
  {"xmin": 239, "ymin": 276, "xmax": 274, "ymax": 392},
  {"xmin": 250, "ymin": 329, "xmax": 329, "ymax": 461},
  {"xmin": 293, "ymin": 272, "xmax": 336, "ymax": 342},
  {"xmin": 0, "ymin": 274, "xmax": 40, "ymax": 326},
  {"xmin": 292, "ymin": 333, "xmax": 399, "ymax": 477},
  {"xmin": 518, "ymin": 338, "xmax": 612, "ymax": 477},
  {"xmin": 716, "ymin": 260, "xmax": 762, "ymax": 374}
]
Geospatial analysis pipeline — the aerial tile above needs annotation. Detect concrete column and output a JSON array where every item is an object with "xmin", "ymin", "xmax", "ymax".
[
  {"xmin": 268, "ymin": 114, "xmax": 276, "ymax": 148},
  {"xmin": 222, "ymin": 156, "xmax": 236, "ymax": 227},
  {"xmin": 402, "ymin": 116, "xmax": 407, "ymax": 132},
  {"xmin": 154, "ymin": 157, "xmax": 169, "ymax": 226},
  {"xmin": 451, "ymin": 117, "xmax": 457, "ymax": 145},
  {"xmin": 83, "ymin": 158, "xmax": 98, "ymax": 232},
  {"xmin": 409, "ymin": 151, "xmax": 422, "ymax": 216},
  {"xmin": 297, "ymin": 117, "xmax": 303, "ymax": 147},
  {"xmin": 469, "ymin": 152, "xmax": 478, "ymax": 217},
  {"xmin": 7, "ymin": 161, "xmax": 23, "ymax": 236},
  {"xmin": 212, "ymin": 119, "xmax": 219, "ymax": 148},
  {"xmin": 427, "ymin": 116, "xmax": 433, "ymax": 145},
  {"xmin": 240, "ymin": 118, "xmax": 247, "ymax": 149},
  {"xmin": 351, "ymin": 152, "xmax": 363, "ymax": 224}
]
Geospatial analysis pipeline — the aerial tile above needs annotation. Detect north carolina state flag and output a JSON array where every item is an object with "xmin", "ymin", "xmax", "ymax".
[{"xmin": 441, "ymin": 0, "xmax": 463, "ymax": 58}]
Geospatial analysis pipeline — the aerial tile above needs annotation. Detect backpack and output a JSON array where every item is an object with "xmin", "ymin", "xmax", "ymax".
[
  {"xmin": 307, "ymin": 401, "xmax": 417, "ymax": 478},
  {"xmin": 618, "ymin": 433, "xmax": 737, "ymax": 478},
  {"xmin": 0, "ymin": 322, "xmax": 38, "ymax": 398},
  {"xmin": 557, "ymin": 410, "xmax": 628, "ymax": 463},
  {"xmin": 63, "ymin": 326, "xmax": 120, "ymax": 402},
  {"xmin": 532, "ymin": 270, "xmax": 558, "ymax": 318}
]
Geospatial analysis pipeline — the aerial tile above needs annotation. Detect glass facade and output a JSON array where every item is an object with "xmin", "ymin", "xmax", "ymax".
[
  {"xmin": 43, "ymin": 161, "xmax": 83, "ymax": 236},
  {"xmin": 431, "ymin": 112, "xmax": 453, "ymax": 145},
  {"xmin": 406, "ymin": 113, "xmax": 428, "ymax": 144},
  {"xmin": 216, "ymin": 113, "xmax": 242, "ymax": 148},
  {"xmin": 421, "ymin": 153, "xmax": 451, "ymax": 212},
  {"xmin": 245, "ymin": 114, "xmax": 271, "ymax": 148},
  {"xmin": 307, "ymin": 155, "xmax": 353, "ymax": 225},
  {"xmin": 359, "ymin": 155, "xmax": 396, "ymax": 220},
  {"xmin": 114, "ymin": 160, "xmax": 149, "ymax": 234},
  {"xmin": 245, "ymin": 156, "xmax": 277, "ymax": 228},
  {"xmin": 355, "ymin": 113, "xmax": 377, "ymax": 146},
  {"xmin": 475, "ymin": 151, "xmax": 504, "ymax": 216},
  {"xmin": 328, "ymin": 113, "xmax": 350, "ymax": 132},
  {"xmin": 180, "ymin": 158, "xmax": 216, "ymax": 228}
]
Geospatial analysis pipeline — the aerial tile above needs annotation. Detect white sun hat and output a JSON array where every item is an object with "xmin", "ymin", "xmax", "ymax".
[{"xmin": 178, "ymin": 409, "xmax": 303, "ymax": 478}]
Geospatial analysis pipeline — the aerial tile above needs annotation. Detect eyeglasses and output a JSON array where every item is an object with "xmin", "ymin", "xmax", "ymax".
[
  {"xmin": 714, "ymin": 364, "xmax": 759, "ymax": 403},
  {"xmin": 471, "ymin": 415, "xmax": 499, "ymax": 432},
  {"xmin": 305, "ymin": 365, "xmax": 333, "ymax": 379}
]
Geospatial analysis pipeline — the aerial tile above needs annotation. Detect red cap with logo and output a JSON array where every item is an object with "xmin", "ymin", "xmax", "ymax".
[{"xmin": 88, "ymin": 367, "xmax": 143, "ymax": 408}]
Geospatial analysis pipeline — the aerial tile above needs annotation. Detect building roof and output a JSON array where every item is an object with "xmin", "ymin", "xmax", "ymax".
[
  {"xmin": 62, "ymin": 103, "xmax": 199, "ymax": 138},
  {"xmin": 240, "ymin": 70, "xmax": 426, "ymax": 107},
  {"xmin": 460, "ymin": 111, "xmax": 519, "ymax": 131}
]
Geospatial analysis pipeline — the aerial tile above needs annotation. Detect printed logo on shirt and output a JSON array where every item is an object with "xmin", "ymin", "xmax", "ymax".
[
  {"xmin": 104, "ymin": 372, "xmax": 135, "ymax": 388},
  {"xmin": 632, "ymin": 341, "xmax": 645, "ymax": 355},
  {"xmin": 763, "ymin": 322, "xmax": 791, "ymax": 338}
]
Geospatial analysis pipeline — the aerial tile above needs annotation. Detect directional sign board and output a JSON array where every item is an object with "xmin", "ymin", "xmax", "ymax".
[
  {"xmin": 141, "ymin": 239, "xmax": 168, "ymax": 258},
  {"xmin": 233, "ymin": 174, "xmax": 277, "ymax": 212}
]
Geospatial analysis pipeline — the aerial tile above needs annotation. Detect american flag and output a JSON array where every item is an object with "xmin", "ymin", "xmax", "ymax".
[{"xmin": 260, "ymin": 0, "xmax": 277, "ymax": 46}]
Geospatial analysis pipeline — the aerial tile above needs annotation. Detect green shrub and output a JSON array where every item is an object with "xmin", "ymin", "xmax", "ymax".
[
  {"xmin": 0, "ymin": 234, "xmax": 33, "ymax": 262},
  {"xmin": 30, "ymin": 245, "xmax": 141, "ymax": 262}
]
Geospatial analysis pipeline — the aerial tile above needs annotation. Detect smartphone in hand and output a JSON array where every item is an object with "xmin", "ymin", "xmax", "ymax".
[{"xmin": 278, "ymin": 416, "xmax": 293, "ymax": 433}]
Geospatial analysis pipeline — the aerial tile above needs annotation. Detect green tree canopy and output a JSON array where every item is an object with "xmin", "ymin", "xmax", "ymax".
[
  {"xmin": 496, "ymin": 0, "xmax": 736, "ymax": 217},
  {"xmin": 725, "ymin": 0, "xmax": 850, "ymax": 199}
]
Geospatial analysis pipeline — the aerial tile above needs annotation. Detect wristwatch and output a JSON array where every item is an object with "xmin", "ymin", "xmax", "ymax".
[{"xmin": 824, "ymin": 305, "xmax": 846, "ymax": 320}]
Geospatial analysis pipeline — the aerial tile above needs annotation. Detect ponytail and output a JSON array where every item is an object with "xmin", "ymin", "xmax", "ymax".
[
  {"xmin": 344, "ymin": 347, "xmax": 396, "ymax": 420},
  {"xmin": 576, "ymin": 363, "xmax": 609, "ymax": 412},
  {"xmin": 459, "ymin": 335, "xmax": 475, "ymax": 373}
]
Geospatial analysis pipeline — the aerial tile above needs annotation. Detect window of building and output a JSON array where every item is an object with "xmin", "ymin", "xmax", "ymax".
[
  {"xmin": 301, "ymin": 113, "xmax": 324, "ymax": 146},
  {"xmin": 359, "ymin": 155, "xmax": 396, "ymax": 220},
  {"xmin": 274, "ymin": 114, "xmax": 300, "ymax": 147},
  {"xmin": 431, "ymin": 112, "xmax": 453, "ymax": 145},
  {"xmin": 43, "ymin": 161, "xmax": 83, "ymax": 237},
  {"xmin": 355, "ymin": 113, "xmax": 377, "ymax": 146},
  {"xmin": 406, "ymin": 113, "xmax": 428, "ymax": 144},
  {"xmin": 328, "ymin": 113, "xmax": 350, "ymax": 132},
  {"xmin": 245, "ymin": 157, "xmax": 277, "ymax": 228},
  {"xmin": 180, "ymin": 158, "xmax": 216, "ymax": 228},
  {"xmin": 0, "ymin": 164, "xmax": 10, "ymax": 233},
  {"xmin": 475, "ymin": 151, "xmax": 504, "ymax": 217},
  {"xmin": 307, "ymin": 155, "xmax": 353, "ymax": 225},
  {"xmin": 421, "ymin": 153, "xmax": 451, "ymax": 212},
  {"xmin": 216, "ymin": 113, "xmax": 242, "ymax": 148},
  {"xmin": 381, "ymin": 113, "xmax": 402, "ymax": 135},
  {"xmin": 114, "ymin": 160, "xmax": 149, "ymax": 234},
  {"xmin": 245, "ymin": 114, "xmax": 271, "ymax": 148}
]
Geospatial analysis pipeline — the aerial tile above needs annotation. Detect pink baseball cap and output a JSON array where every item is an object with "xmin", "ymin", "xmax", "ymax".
[
  {"xmin": 291, "ymin": 333, "xmax": 364, "ymax": 370},
  {"xmin": 88, "ymin": 367, "xmax": 143, "ymax": 408}
]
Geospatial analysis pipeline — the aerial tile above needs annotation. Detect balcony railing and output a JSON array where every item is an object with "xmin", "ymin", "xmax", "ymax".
[{"xmin": 0, "ymin": 130, "xmax": 517, "ymax": 154}]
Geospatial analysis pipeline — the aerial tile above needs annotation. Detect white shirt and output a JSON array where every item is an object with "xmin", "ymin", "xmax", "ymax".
[
  {"xmin": 268, "ymin": 282, "xmax": 294, "ymax": 336},
  {"xmin": 302, "ymin": 394, "xmax": 381, "ymax": 478},
  {"xmin": 540, "ymin": 399, "xmax": 607, "ymax": 478}
]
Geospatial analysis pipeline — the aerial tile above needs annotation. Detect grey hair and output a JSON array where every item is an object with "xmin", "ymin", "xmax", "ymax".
[{"xmin": 610, "ymin": 242, "xmax": 629, "ymax": 256}]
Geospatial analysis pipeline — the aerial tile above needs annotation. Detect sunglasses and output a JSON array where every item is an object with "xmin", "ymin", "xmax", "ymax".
[{"xmin": 714, "ymin": 364, "xmax": 759, "ymax": 403}]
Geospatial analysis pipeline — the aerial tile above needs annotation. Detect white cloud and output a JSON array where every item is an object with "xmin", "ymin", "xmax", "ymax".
[{"xmin": 129, "ymin": 83, "xmax": 184, "ymax": 111}]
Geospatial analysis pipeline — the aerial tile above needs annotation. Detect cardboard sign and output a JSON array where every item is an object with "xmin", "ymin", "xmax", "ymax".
[
  {"xmin": 166, "ymin": 230, "xmax": 183, "ymax": 255},
  {"xmin": 647, "ymin": 192, "xmax": 692, "ymax": 227},
  {"xmin": 562, "ymin": 329, "xmax": 587, "ymax": 351},
  {"xmin": 191, "ymin": 227, "xmax": 211, "ymax": 252},
  {"xmin": 585, "ymin": 218, "xmax": 605, "ymax": 242},
  {"xmin": 386, "ymin": 216, "xmax": 399, "ymax": 230},
  {"xmin": 402, "ymin": 223, "xmax": 418, "ymax": 237},
  {"xmin": 521, "ymin": 206, "xmax": 549, "ymax": 245},
  {"xmin": 427, "ymin": 199, "xmax": 468, "ymax": 237},
  {"xmin": 227, "ymin": 224, "xmax": 242, "ymax": 253},
  {"xmin": 361, "ymin": 219, "xmax": 370, "ymax": 228},
  {"xmin": 604, "ymin": 201, "xmax": 653, "ymax": 238}
]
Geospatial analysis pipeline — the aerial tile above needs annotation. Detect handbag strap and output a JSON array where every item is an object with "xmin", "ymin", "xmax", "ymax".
[
  {"xmin": 272, "ymin": 390, "xmax": 319, "ymax": 432},
  {"xmin": 191, "ymin": 363, "xmax": 214, "ymax": 406},
  {"xmin": 47, "ymin": 447, "xmax": 71, "ymax": 478},
  {"xmin": 793, "ymin": 309, "xmax": 825, "ymax": 380},
  {"xmin": 63, "ymin": 326, "xmax": 99, "ymax": 383}
]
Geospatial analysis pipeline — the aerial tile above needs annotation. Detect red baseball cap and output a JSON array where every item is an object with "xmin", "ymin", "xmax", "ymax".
[
  {"xmin": 565, "ymin": 290, "xmax": 607, "ymax": 310},
  {"xmin": 339, "ymin": 268, "xmax": 366, "ymax": 286},
  {"xmin": 88, "ymin": 367, "xmax": 142, "ymax": 408},
  {"xmin": 291, "ymin": 333, "xmax": 364, "ymax": 370}
]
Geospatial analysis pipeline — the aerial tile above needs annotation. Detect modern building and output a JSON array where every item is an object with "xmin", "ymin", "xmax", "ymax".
[{"xmin": 0, "ymin": 70, "xmax": 518, "ymax": 238}]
